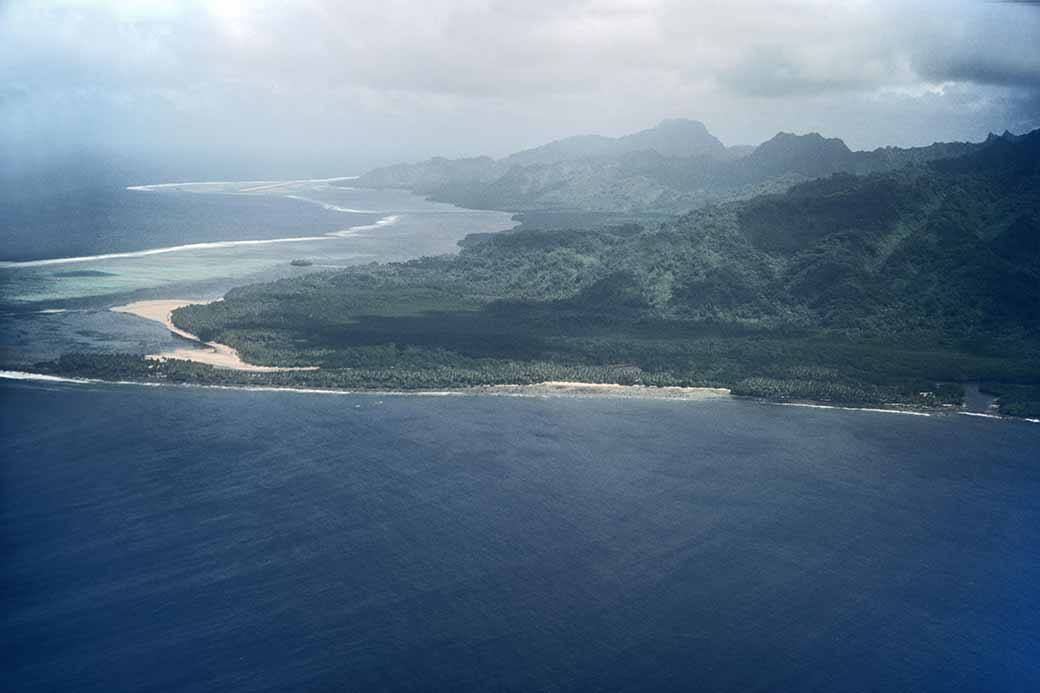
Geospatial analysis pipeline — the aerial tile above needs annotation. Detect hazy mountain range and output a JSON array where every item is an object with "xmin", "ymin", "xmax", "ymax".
[{"xmin": 352, "ymin": 119, "xmax": 995, "ymax": 214}]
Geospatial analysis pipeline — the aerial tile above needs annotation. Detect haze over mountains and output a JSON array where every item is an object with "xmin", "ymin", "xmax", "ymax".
[
  {"xmin": 353, "ymin": 119, "xmax": 990, "ymax": 214},
  {"xmin": 503, "ymin": 119, "xmax": 730, "ymax": 165}
]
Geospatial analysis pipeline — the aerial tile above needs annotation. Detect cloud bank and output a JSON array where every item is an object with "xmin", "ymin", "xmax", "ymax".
[{"xmin": 2, "ymin": 0, "xmax": 1038, "ymax": 177}]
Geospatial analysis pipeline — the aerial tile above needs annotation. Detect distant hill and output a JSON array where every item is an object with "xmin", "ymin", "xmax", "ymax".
[
  {"xmin": 352, "ymin": 120, "xmax": 986, "ymax": 214},
  {"xmin": 741, "ymin": 132, "xmax": 853, "ymax": 177},
  {"xmin": 504, "ymin": 119, "xmax": 728, "ymax": 166},
  {"xmin": 350, "ymin": 155, "xmax": 505, "ymax": 191}
]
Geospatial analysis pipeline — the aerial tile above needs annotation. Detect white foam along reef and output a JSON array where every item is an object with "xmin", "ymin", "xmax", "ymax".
[
  {"xmin": 0, "ymin": 370, "xmax": 96, "ymax": 385},
  {"xmin": 330, "ymin": 215, "xmax": 401, "ymax": 235},
  {"xmin": 128, "ymin": 178, "xmax": 371, "ymax": 214},
  {"xmin": 0, "ymin": 176, "xmax": 406, "ymax": 268},
  {"xmin": 0, "ymin": 236, "xmax": 333, "ymax": 268},
  {"xmin": 773, "ymin": 401, "xmax": 933, "ymax": 417},
  {"xmin": 126, "ymin": 176, "xmax": 358, "ymax": 192},
  {"xmin": 284, "ymin": 194, "xmax": 377, "ymax": 214},
  {"xmin": 2, "ymin": 370, "xmax": 1038, "ymax": 423},
  {"xmin": 0, "ymin": 216, "xmax": 401, "ymax": 268},
  {"xmin": 0, "ymin": 370, "xmax": 465, "ymax": 397}
]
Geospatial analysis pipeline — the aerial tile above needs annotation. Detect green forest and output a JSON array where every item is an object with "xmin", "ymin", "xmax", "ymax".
[{"xmin": 43, "ymin": 130, "xmax": 1040, "ymax": 415}]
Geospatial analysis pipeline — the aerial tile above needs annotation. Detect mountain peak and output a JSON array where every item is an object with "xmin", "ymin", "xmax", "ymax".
[
  {"xmin": 505, "ymin": 119, "xmax": 727, "ymax": 166},
  {"xmin": 654, "ymin": 118, "xmax": 711, "ymax": 131},
  {"xmin": 749, "ymin": 132, "xmax": 854, "ymax": 176},
  {"xmin": 618, "ymin": 119, "xmax": 725, "ymax": 159},
  {"xmin": 757, "ymin": 131, "xmax": 849, "ymax": 151},
  {"xmin": 761, "ymin": 131, "xmax": 848, "ymax": 146},
  {"xmin": 986, "ymin": 130, "xmax": 1021, "ymax": 143}
]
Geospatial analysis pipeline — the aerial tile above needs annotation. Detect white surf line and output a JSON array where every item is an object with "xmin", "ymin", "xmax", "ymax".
[
  {"xmin": 0, "ymin": 370, "xmax": 466, "ymax": 397},
  {"xmin": 959, "ymin": 411, "xmax": 1005, "ymax": 420},
  {"xmin": 773, "ymin": 401, "xmax": 932, "ymax": 417},
  {"xmin": 239, "ymin": 177, "xmax": 358, "ymax": 193},
  {"xmin": 284, "ymin": 194, "xmax": 379, "ymax": 213},
  {"xmin": 127, "ymin": 180, "xmax": 272, "ymax": 191},
  {"xmin": 0, "ymin": 371, "xmax": 712, "ymax": 401},
  {"xmin": 330, "ymin": 215, "xmax": 401, "ymax": 235},
  {"xmin": 0, "ymin": 370, "xmax": 96, "ymax": 385},
  {"xmin": 958, "ymin": 411, "xmax": 1040, "ymax": 424},
  {"xmin": 0, "ymin": 236, "xmax": 333, "ymax": 268},
  {"xmin": 127, "ymin": 176, "xmax": 358, "ymax": 192},
  {"xmin": 3, "ymin": 371, "xmax": 1039, "ymax": 419},
  {"xmin": 777, "ymin": 401, "xmax": 1040, "ymax": 423},
  {"xmin": 0, "ymin": 214, "xmax": 400, "ymax": 269},
  {"xmin": 0, "ymin": 309, "xmax": 79, "ymax": 317}
]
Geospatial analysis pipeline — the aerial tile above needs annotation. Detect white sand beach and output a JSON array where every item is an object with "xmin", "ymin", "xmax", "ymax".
[
  {"xmin": 480, "ymin": 381, "xmax": 732, "ymax": 399},
  {"xmin": 111, "ymin": 300, "xmax": 318, "ymax": 372}
]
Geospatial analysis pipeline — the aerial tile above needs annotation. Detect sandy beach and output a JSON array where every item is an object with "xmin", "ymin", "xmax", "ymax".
[
  {"xmin": 111, "ymin": 299, "xmax": 317, "ymax": 372},
  {"xmin": 107, "ymin": 304, "xmax": 728, "ymax": 391},
  {"xmin": 479, "ymin": 381, "xmax": 732, "ymax": 399}
]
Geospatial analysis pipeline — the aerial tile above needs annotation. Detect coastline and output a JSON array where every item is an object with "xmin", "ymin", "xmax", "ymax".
[
  {"xmin": 0, "ymin": 369, "xmax": 727, "ymax": 401},
  {"xmin": 3, "ymin": 369, "xmax": 1037, "ymax": 423},
  {"xmin": 111, "ymin": 299, "xmax": 318, "ymax": 373},
  {"xmin": 477, "ymin": 381, "xmax": 731, "ymax": 400},
  {"xmin": 9, "ymin": 181, "xmax": 1028, "ymax": 422}
]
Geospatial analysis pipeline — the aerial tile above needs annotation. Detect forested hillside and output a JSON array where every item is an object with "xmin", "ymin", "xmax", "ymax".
[{"xmin": 84, "ymin": 128, "xmax": 1037, "ymax": 414}]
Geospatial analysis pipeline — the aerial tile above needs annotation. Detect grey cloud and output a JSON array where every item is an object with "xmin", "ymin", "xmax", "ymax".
[
  {"xmin": 2, "ymin": 0, "xmax": 1038, "ymax": 178},
  {"xmin": 716, "ymin": 45, "xmax": 886, "ymax": 98},
  {"xmin": 907, "ymin": 1, "xmax": 1040, "ymax": 89},
  {"xmin": 926, "ymin": 58, "xmax": 1040, "ymax": 88}
]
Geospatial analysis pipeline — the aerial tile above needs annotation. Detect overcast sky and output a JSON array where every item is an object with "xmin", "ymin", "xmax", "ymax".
[{"xmin": 2, "ymin": 0, "xmax": 1039, "ymax": 177}]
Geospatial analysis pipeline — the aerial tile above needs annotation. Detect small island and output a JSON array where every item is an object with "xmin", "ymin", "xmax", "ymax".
[{"xmin": 290, "ymin": 259, "xmax": 313, "ymax": 267}]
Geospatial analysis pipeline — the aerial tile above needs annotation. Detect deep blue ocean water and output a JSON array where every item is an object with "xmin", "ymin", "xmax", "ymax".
[
  {"xmin": 2, "ymin": 379, "xmax": 1039, "ymax": 692},
  {"xmin": 2, "ymin": 178, "xmax": 1039, "ymax": 691}
]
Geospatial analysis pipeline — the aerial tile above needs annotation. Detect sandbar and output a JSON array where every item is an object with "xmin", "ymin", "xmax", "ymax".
[{"xmin": 111, "ymin": 299, "xmax": 317, "ymax": 372}]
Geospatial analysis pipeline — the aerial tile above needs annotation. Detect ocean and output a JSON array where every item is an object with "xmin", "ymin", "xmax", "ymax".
[
  {"xmin": 0, "ymin": 179, "xmax": 515, "ymax": 366},
  {"xmin": 2, "ymin": 179, "xmax": 1039, "ymax": 691},
  {"xmin": 2, "ymin": 379, "xmax": 1039, "ymax": 691}
]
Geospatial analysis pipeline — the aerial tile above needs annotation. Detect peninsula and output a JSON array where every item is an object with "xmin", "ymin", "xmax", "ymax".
[{"xmin": 40, "ymin": 124, "xmax": 1040, "ymax": 418}]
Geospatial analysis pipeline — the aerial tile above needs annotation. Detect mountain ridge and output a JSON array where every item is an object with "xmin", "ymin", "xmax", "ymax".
[
  {"xmin": 504, "ymin": 118, "xmax": 729, "ymax": 166},
  {"xmin": 352, "ymin": 120, "xmax": 990, "ymax": 215}
]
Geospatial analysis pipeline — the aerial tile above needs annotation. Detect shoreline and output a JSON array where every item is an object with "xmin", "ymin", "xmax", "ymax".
[
  {"xmin": 0, "ymin": 369, "xmax": 729, "ymax": 401},
  {"xmin": 3, "ymin": 369, "xmax": 1037, "ymax": 424},
  {"xmin": 111, "ymin": 299, "xmax": 318, "ymax": 373},
  {"xmin": 479, "ymin": 381, "xmax": 731, "ymax": 400}
]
